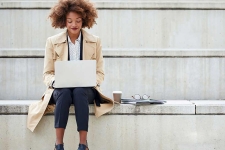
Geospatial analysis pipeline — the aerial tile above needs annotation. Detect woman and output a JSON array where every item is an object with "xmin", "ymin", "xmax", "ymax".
[{"xmin": 27, "ymin": 0, "xmax": 114, "ymax": 150}]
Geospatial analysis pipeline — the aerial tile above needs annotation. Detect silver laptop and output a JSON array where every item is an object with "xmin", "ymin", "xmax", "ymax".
[{"xmin": 54, "ymin": 60, "xmax": 96, "ymax": 88}]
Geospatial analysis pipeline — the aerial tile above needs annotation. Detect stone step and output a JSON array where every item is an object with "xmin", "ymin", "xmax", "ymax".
[
  {"xmin": 1, "ymin": 100, "xmax": 225, "ymax": 150},
  {"xmin": 1, "ymin": 49, "xmax": 225, "ymax": 57},
  {"xmin": 1, "ymin": 1, "xmax": 225, "ymax": 9},
  {"xmin": 1, "ymin": 100, "xmax": 225, "ymax": 115}
]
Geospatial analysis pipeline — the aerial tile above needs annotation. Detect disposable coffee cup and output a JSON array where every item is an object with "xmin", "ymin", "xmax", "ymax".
[{"xmin": 113, "ymin": 91, "xmax": 122, "ymax": 103}]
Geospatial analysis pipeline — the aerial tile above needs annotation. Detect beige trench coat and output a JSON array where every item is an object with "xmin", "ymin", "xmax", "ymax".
[{"xmin": 27, "ymin": 29, "xmax": 114, "ymax": 132}]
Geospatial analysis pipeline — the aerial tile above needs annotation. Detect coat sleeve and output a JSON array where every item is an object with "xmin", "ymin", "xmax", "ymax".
[
  {"xmin": 95, "ymin": 37, "xmax": 104, "ymax": 85},
  {"xmin": 43, "ymin": 37, "xmax": 55, "ymax": 88}
]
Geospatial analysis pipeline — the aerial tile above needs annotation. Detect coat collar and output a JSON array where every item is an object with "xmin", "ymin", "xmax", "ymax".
[
  {"xmin": 52, "ymin": 28, "xmax": 97, "ymax": 45},
  {"xmin": 67, "ymin": 31, "xmax": 81, "ymax": 44}
]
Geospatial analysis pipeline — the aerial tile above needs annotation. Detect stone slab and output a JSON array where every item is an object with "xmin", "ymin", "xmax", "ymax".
[
  {"xmin": 111, "ymin": 100, "xmax": 195, "ymax": 115},
  {"xmin": 1, "ymin": 49, "xmax": 225, "ymax": 57},
  {"xmin": 0, "ymin": 100, "xmax": 195, "ymax": 115},
  {"xmin": 1, "ymin": 58, "xmax": 225, "ymax": 100},
  {"xmin": 1, "ymin": 115, "xmax": 225, "ymax": 150},
  {"xmin": 1, "ymin": 10, "xmax": 225, "ymax": 50},
  {"xmin": 191, "ymin": 100, "xmax": 225, "ymax": 115},
  {"xmin": 1, "ymin": 1, "xmax": 225, "ymax": 9},
  {"xmin": 0, "ymin": 49, "xmax": 44, "ymax": 57},
  {"xmin": 0, "ymin": 100, "xmax": 31, "ymax": 114}
]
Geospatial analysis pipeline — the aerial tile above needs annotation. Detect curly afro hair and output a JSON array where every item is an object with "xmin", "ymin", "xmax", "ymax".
[{"xmin": 49, "ymin": 0, "xmax": 98, "ymax": 29}]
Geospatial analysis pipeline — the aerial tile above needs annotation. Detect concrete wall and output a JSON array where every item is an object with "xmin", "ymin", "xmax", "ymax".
[
  {"xmin": 2, "ymin": 115, "xmax": 225, "ymax": 150},
  {"xmin": 1, "ymin": 9, "xmax": 225, "ymax": 49},
  {"xmin": 1, "ymin": 57, "xmax": 225, "ymax": 100},
  {"xmin": 1, "ymin": 100, "xmax": 225, "ymax": 150},
  {"xmin": 0, "ymin": 0, "xmax": 225, "ymax": 100}
]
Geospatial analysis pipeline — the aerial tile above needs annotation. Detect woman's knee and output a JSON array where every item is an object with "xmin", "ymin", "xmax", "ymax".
[
  {"xmin": 54, "ymin": 88, "xmax": 71, "ymax": 96},
  {"xmin": 72, "ymin": 87, "xmax": 86, "ymax": 96},
  {"xmin": 53, "ymin": 88, "xmax": 72, "ymax": 102},
  {"xmin": 72, "ymin": 88, "xmax": 89, "ymax": 104}
]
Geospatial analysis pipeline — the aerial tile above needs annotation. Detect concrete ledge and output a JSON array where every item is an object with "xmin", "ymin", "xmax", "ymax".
[
  {"xmin": 0, "ymin": 49, "xmax": 44, "ymax": 58},
  {"xmin": 1, "ymin": 49, "xmax": 225, "ymax": 58},
  {"xmin": 110, "ymin": 100, "xmax": 195, "ymax": 115},
  {"xmin": 103, "ymin": 49, "xmax": 225, "ymax": 57},
  {"xmin": 2, "ymin": 115, "xmax": 225, "ymax": 150},
  {"xmin": 1, "ymin": 100, "xmax": 225, "ymax": 149},
  {"xmin": 1, "ymin": 1, "xmax": 225, "ymax": 9},
  {"xmin": 2, "ymin": 100, "xmax": 225, "ymax": 115},
  {"xmin": 191, "ymin": 100, "xmax": 225, "ymax": 115},
  {"xmin": 0, "ymin": 100, "xmax": 195, "ymax": 115}
]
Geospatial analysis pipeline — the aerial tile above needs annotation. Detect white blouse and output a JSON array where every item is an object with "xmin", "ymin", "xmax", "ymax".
[{"xmin": 67, "ymin": 32, "xmax": 81, "ymax": 61}]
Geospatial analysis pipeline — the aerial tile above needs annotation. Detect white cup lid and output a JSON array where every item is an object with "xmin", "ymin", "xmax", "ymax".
[{"xmin": 112, "ymin": 91, "xmax": 122, "ymax": 93}]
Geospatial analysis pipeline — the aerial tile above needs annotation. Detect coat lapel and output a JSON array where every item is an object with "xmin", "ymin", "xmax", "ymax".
[
  {"xmin": 82, "ymin": 29, "xmax": 97, "ymax": 60},
  {"xmin": 52, "ymin": 31, "xmax": 68, "ymax": 61}
]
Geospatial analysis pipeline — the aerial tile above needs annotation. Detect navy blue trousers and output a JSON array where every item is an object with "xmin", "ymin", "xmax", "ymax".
[{"xmin": 51, "ymin": 87, "xmax": 96, "ymax": 131}]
